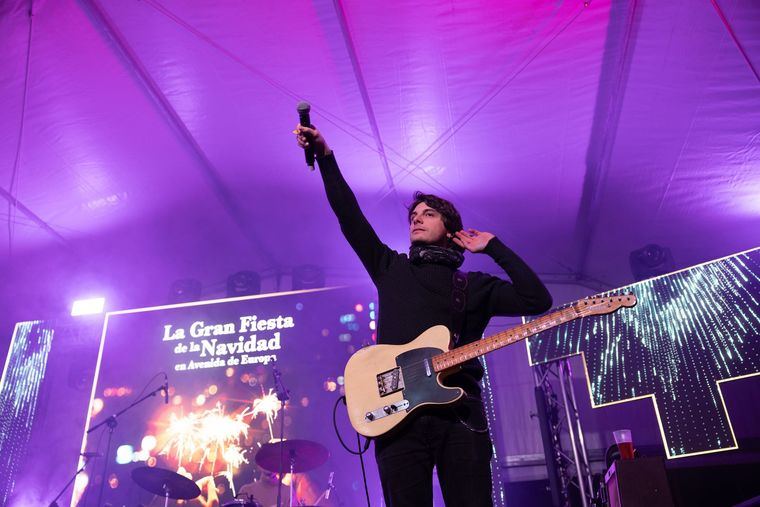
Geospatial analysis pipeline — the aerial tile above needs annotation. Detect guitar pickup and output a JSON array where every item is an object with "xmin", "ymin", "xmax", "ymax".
[
  {"xmin": 377, "ymin": 367, "xmax": 405, "ymax": 397},
  {"xmin": 365, "ymin": 400, "xmax": 410, "ymax": 422}
]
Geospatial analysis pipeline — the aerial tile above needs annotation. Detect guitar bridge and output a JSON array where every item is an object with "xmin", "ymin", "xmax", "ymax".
[{"xmin": 376, "ymin": 367, "xmax": 405, "ymax": 397}]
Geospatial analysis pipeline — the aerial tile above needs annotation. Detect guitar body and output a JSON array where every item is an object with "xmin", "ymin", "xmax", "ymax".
[{"xmin": 343, "ymin": 325, "xmax": 464, "ymax": 437}]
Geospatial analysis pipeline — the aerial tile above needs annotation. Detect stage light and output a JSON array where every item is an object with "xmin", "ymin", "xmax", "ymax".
[
  {"xmin": 629, "ymin": 244, "xmax": 674, "ymax": 281},
  {"xmin": 71, "ymin": 297, "xmax": 105, "ymax": 316},
  {"xmin": 90, "ymin": 398, "xmax": 104, "ymax": 417},
  {"xmin": 226, "ymin": 271, "xmax": 261, "ymax": 297},
  {"xmin": 141, "ymin": 435, "xmax": 157, "ymax": 452},
  {"xmin": 115, "ymin": 445, "xmax": 134, "ymax": 464},
  {"xmin": 292, "ymin": 264, "xmax": 325, "ymax": 290},
  {"xmin": 168, "ymin": 278, "xmax": 202, "ymax": 303},
  {"xmin": 355, "ymin": 303, "xmax": 363, "ymax": 312}
]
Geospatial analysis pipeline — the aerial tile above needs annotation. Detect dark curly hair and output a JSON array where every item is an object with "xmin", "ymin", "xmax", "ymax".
[{"xmin": 407, "ymin": 191, "xmax": 464, "ymax": 252}]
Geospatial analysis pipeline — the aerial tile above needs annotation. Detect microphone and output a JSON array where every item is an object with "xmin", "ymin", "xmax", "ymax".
[
  {"xmin": 296, "ymin": 101, "xmax": 315, "ymax": 170},
  {"xmin": 163, "ymin": 377, "xmax": 169, "ymax": 405},
  {"xmin": 80, "ymin": 451, "xmax": 103, "ymax": 459},
  {"xmin": 272, "ymin": 363, "xmax": 290, "ymax": 401}
]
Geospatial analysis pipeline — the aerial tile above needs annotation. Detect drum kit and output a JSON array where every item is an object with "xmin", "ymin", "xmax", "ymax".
[{"xmin": 130, "ymin": 438, "xmax": 331, "ymax": 507}]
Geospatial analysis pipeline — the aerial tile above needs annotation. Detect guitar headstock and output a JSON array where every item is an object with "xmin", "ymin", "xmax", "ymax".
[{"xmin": 574, "ymin": 293, "xmax": 637, "ymax": 317}]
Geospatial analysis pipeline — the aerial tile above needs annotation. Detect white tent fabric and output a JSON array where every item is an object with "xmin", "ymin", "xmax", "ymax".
[{"xmin": 1, "ymin": 0, "xmax": 757, "ymax": 297}]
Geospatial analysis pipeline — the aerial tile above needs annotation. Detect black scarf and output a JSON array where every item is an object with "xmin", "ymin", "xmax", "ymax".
[{"xmin": 409, "ymin": 244, "xmax": 464, "ymax": 269}]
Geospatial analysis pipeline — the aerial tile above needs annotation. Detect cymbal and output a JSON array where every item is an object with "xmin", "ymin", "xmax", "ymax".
[
  {"xmin": 255, "ymin": 439, "xmax": 329, "ymax": 474},
  {"xmin": 131, "ymin": 466, "xmax": 201, "ymax": 500}
]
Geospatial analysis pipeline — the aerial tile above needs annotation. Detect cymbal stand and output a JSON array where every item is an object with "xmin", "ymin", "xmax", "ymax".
[
  {"xmin": 162, "ymin": 482, "xmax": 171, "ymax": 507},
  {"xmin": 313, "ymin": 472, "xmax": 335, "ymax": 505},
  {"xmin": 289, "ymin": 449, "xmax": 296, "ymax": 507},
  {"xmin": 86, "ymin": 383, "xmax": 167, "ymax": 507},
  {"xmin": 273, "ymin": 363, "xmax": 290, "ymax": 507}
]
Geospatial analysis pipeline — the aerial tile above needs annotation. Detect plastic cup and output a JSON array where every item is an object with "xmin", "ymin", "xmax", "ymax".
[{"xmin": 613, "ymin": 429, "xmax": 634, "ymax": 460}]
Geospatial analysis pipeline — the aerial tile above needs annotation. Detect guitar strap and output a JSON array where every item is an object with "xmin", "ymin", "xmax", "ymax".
[
  {"xmin": 451, "ymin": 270, "xmax": 490, "ymax": 433},
  {"xmin": 450, "ymin": 270, "xmax": 468, "ymax": 345}
]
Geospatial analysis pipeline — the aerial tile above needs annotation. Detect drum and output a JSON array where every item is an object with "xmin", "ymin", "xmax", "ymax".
[{"xmin": 221, "ymin": 497, "xmax": 263, "ymax": 507}]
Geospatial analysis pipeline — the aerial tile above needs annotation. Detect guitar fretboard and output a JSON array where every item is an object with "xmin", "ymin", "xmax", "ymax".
[{"xmin": 431, "ymin": 306, "xmax": 580, "ymax": 372}]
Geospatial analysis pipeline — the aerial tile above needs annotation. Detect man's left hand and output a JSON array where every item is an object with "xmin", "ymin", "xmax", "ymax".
[{"xmin": 451, "ymin": 229, "xmax": 495, "ymax": 253}]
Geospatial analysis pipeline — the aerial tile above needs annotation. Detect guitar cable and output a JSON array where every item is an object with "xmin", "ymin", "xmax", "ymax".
[{"xmin": 333, "ymin": 395, "xmax": 372, "ymax": 506}]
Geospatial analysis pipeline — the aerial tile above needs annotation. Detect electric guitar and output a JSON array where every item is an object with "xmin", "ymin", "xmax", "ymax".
[{"xmin": 343, "ymin": 294, "xmax": 637, "ymax": 437}]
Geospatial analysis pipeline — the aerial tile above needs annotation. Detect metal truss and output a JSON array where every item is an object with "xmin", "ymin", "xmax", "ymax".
[{"xmin": 533, "ymin": 358, "xmax": 596, "ymax": 507}]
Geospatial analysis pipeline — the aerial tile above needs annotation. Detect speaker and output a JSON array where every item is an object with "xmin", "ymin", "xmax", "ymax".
[
  {"xmin": 605, "ymin": 458, "xmax": 674, "ymax": 507},
  {"xmin": 629, "ymin": 244, "xmax": 674, "ymax": 281}
]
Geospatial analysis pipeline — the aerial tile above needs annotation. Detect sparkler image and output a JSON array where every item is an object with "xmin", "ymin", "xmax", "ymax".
[
  {"xmin": 158, "ymin": 384, "xmax": 286, "ymax": 498},
  {"xmin": 161, "ymin": 412, "xmax": 203, "ymax": 468},
  {"xmin": 160, "ymin": 402, "xmax": 250, "ymax": 495},
  {"xmin": 251, "ymin": 388, "xmax": 282, "ymax": 441}
]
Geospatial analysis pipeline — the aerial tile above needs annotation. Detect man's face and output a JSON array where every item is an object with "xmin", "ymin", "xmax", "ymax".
[{"xmin": 409, "ymin": 202, "xmax": 448, "ymax": 246}]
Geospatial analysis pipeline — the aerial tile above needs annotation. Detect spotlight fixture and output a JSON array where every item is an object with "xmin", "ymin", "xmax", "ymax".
[
  {"xmin": 168, "ymin": 278, "xmax": 202, "ymax": 303},
  {"xmin": 226, "ymin": 270, "xmax": 261, "ymax": 297},
  {"xmin": 629, "ymin": 244, "xmax": 674, "ymax": 281},
  {"xmin": 292, "ymin": 265, "xmax": 325, "ymax": 291}
]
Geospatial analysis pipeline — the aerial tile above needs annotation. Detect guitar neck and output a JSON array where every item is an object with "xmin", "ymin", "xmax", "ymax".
[{"xmin": 431, "ymin": 305, "xmax": 580, "ymax": 372}]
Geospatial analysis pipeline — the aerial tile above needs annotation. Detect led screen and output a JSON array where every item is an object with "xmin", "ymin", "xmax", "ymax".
[
  {"xmin": 527, "ymin": 248, "xmax": 760, "ymax": 458},
  {"xmin": 77, "ymin": 286, "xmax": 378, "ymax": 506}
]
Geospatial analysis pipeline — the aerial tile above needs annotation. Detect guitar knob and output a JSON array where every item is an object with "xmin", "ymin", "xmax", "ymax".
[
  {"xmin": 383, "ymin": 406, "xmax": 391, "ymax": 414},
  {"xmin": 366, "ymin": 412, "xmax": 375, "ymax": 421}
]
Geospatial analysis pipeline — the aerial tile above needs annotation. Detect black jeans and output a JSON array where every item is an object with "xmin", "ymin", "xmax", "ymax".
[{"xmin": 374, "ymin": 399, "xmax": 494, "ymax": 507}]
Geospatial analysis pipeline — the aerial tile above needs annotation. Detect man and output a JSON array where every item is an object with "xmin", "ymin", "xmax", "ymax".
[{"xmin": 295, "ymin": 125, "xmax": 552, "ymax": 506}]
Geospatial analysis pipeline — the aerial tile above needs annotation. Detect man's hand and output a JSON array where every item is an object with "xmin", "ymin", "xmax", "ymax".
[
  {"xmin": 294, "ymin": 124, "xmax": 331, "ymax": 158},
  {"xmin": 451, "ymin": 229, "xmax": 495, "ymax": 253}
]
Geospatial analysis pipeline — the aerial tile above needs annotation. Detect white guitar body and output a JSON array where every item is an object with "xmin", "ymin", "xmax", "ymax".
[{"xmin": 343, "ymin": 325, "xmax": 463, "ymax": 438}]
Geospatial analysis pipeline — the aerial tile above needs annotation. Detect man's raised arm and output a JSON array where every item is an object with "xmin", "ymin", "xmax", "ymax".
[{"xmin": 294, "ymin": 125, "xmax": 394, "ymax": 280}]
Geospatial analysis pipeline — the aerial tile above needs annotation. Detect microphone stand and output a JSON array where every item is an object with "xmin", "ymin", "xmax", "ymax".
[
  {"xmin": 47, "ymin": 456, "xmax": 93, "ymax": 507},
  {"xmin": 86, "ymin": 383, "xmax": 167, "ymax": 507},
  {"xmin": 273, "ymin": 363, "xmax": 290, "ymax": 507}
]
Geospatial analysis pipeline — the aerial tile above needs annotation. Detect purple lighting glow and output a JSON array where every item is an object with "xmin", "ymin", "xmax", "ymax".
[{"xmin": 71, "ymin": 297, "xmax": 106, "ymax": 316}]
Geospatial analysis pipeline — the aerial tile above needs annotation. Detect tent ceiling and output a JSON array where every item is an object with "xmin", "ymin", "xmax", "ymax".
[{"xmin": 0, "ymin": 0, "xmax": 758, "ymax": 293}]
